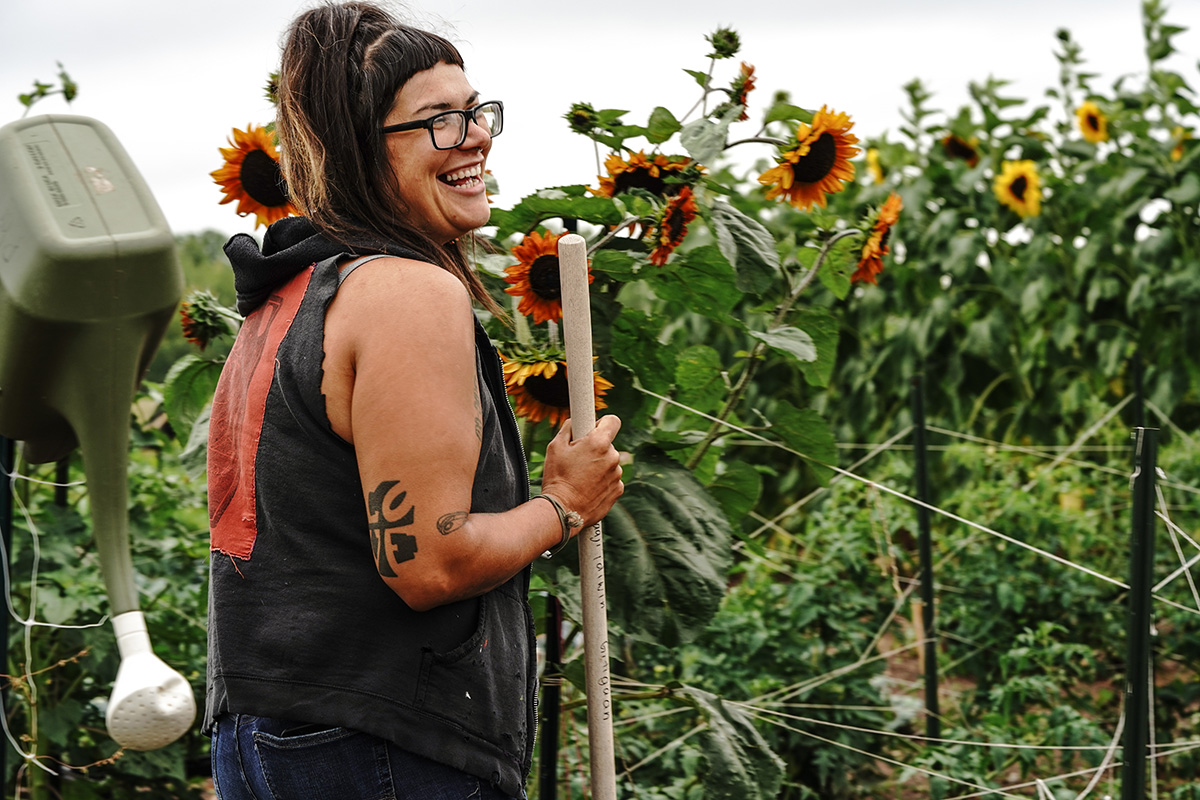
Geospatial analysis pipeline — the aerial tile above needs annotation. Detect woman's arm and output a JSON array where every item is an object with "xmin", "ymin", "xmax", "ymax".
[{"xmin": 323, "ymin": 257, "xmax": 622, "ymax": 611}]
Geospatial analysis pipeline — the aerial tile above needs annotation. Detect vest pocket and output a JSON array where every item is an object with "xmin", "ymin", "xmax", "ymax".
[{"xmin": 416, "ymin": 586, "xmax": 531, "ymax": 756}]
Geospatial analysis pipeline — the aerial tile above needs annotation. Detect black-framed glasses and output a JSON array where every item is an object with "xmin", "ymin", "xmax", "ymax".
[{"xmin": 380, "ymin": 101, "xmax": 503, "ymax": 150}]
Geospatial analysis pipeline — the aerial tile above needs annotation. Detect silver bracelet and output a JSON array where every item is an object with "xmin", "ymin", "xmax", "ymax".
[{"xmin": 534, "ymin": 493, "xmax": 582, "ymax": 558}]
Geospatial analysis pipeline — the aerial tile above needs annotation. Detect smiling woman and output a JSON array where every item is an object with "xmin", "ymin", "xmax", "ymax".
[{"xmin": 202, "ymin": 3, "xmax": 625, "ymax": 799}]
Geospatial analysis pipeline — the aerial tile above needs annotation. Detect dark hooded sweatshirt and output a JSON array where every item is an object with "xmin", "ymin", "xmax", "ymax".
[{"xmin": 203, "ymin": 217, "xmax": 535, "ymax": 796}]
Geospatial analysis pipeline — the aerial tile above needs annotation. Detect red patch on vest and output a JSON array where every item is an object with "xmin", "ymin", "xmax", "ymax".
[{"xmin": 207, "ymin": 267, "xmax": 313, "ymax": 560}]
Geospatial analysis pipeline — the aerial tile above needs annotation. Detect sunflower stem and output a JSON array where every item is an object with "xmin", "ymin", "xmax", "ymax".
[
  {"xmin": 724, "ymin": 136, "xmax": 789, "ymax": 150},
  {"xmin": 683, "ymin": 228, "xmax": 862, "ymax": 471},
  {"xmin": 587, "ymin": 216, "xmax": 649, "ymax": 256}
]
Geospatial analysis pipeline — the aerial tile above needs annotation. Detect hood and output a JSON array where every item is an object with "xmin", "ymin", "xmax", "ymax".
[
  {"xmin": 224, "ymin": 217, "xmax": 349, "ymax": 316},
  {"xmin": 223, "ymin": 217, "xmax": 428, "ymax": 316}
]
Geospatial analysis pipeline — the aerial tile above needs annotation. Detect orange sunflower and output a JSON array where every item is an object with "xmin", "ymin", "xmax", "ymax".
[
  {"xmin": 649, "ymin": 186, "xmax": 699, "ymax": 266},
  {"xmin": 593, "ymin": 151, "xmax": 693, "ymax": 198},
  {"xmin": 852, "ymin": 193, "xmax": 903, "ymax": 285},
  {"xmin": 942, "ymin": 134, "xmax": 980, "ymax": 167},
  {"xmin": 758, "ymin": 106, "xmax": 859, "ymax": 211},
  {"xmin": 993, "ymin": 160, "xmax": 1041, "ymax": 218},
  {"xmin": 731, "ymin": 62, "xmax": 756, "ymax": 121},
  {"xmin": 211, "ymin": 125, "xmax": 297, "ymax": 228},
  {"xmin": 1076, "ymin": 100, "xmax": 1108, "ymax": 143},
  {"xmin": 504, "ymin": 230, "xmax": 594, "ymax": 324},
  {"xmin": 500, "ymin": 353, "xmax": 613, "ymax": 426}
]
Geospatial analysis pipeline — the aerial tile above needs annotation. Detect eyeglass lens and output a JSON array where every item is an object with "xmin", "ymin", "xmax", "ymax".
[{"xmin": 431, "ymin": 103, "xmax": 502, "ymax": 149}]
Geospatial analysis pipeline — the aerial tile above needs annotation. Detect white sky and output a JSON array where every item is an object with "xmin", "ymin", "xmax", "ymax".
[{"xmin": 2, "ymin": 0, "xmax": 1198, "ymax": 237}]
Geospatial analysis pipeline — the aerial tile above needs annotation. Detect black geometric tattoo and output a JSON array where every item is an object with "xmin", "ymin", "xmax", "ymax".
[
  {"xmin": 367, "ymin": 480, "xmax": 417, "ymax": 576},
  {"xmin": 436, "ymin": 511, "xmax": 468, "ymax": 535}
]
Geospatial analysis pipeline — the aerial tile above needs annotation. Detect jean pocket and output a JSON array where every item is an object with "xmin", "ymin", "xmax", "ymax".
[{"xmin": 254, "ymin": 727, "xmax": 392, "ymax": 800}]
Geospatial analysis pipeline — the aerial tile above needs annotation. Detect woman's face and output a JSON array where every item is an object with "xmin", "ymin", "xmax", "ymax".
[{"xmin": 382, "ymin": 62, "xmax": 492, "ymax": 244}]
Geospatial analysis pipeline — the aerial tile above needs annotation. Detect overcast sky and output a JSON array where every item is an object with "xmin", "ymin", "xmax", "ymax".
[{"xmin": 2, "ymin": 0, "xmax": 1198, "ymax": 238}]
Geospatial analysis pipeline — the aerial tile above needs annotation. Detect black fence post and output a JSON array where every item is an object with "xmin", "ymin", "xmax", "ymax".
[
  {"xmin": 539, "ymin": 595, "xmax": 563, "ymax": 800},
  {"xmin": 911, "ymin": 375, "xmax": 940, "ymax": 739},
  {"xmin": 1122, "ymin": 426, "xmax": 1158, "ymax": 800}
]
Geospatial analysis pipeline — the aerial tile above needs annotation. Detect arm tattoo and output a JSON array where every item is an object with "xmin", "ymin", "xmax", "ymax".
[
  {"xmin": 367, "ymin": 480, "xmax": 417, "ymax": 575},
  {"xmin": 436, "ymin": 510, "xmax": 468, "ymax": 536}
]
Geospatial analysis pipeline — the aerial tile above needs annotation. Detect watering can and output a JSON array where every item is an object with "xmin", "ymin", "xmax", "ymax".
[{"xmin": 0, "ymin": 114, "xmax": 195, "ymax": 750}]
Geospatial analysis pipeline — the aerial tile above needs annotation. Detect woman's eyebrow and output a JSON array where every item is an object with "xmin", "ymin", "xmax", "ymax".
[{"xmin": 415, "ymin": 92, "xmax": 481, "ymax": 114}]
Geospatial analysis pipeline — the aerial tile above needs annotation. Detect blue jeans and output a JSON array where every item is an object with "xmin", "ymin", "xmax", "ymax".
[{"xmin": 211, "ymin": 714, "xmax": 522, "ymax": 800}]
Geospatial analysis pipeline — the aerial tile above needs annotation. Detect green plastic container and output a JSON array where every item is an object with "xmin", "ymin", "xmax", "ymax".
[{"xmin": 0, "ymin": 114, "xmax": 183, "ymax": 613}]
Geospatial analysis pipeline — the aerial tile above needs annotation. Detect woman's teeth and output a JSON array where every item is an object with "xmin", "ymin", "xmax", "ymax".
[{"xmin": 440, "ymin": 165, "xmax": 482, "ymax": 186}]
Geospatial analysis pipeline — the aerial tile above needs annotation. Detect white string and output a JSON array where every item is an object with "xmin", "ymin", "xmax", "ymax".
[
  {"xmin": 1, "ymin": 450, "xmax": 108, "ymax": 777},
  {"xmin": 1145, "ymin": 398, "xmax": 1198, "ymax": 448},
  {"xmin": 1018, "ymin": 394, "xmax": 1132, "ymax": 493},
  {"xmin": 928, "ymin": 425, "xmax": 1131, "ymax": 480},
  {"xmin": 730, "ymin": 703, "xmax": 1115, "ymax": 752},
  {"xmin": 635, "ymin": 383, "xmax": 1200, "ymax": 618},
  {"xmin": 1154, "ymin": 486, "xmax": 1200, "ymax": 611},
  {"xmin": 1072, "ymin": 709, "xmax": 1125, "ymax": 800}
]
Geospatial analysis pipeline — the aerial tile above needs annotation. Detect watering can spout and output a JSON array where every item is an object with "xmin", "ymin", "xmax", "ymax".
[{"xmin": 0, "ymin": 114, "xmax": 192, "ymax": 749}]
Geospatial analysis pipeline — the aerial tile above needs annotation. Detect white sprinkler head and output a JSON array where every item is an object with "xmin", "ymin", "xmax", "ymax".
[{"xmin": 105, "ymin": 611, "xmax": 197, "ymax": 750}]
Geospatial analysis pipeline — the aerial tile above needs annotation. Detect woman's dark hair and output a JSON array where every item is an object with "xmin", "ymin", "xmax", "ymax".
[{"xmin": 277, "ymin": 1, "xmax": 499, "ymax": 312}]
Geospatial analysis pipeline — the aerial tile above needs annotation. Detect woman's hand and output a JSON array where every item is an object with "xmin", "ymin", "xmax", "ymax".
[{"xmin": 540, "ymin": 414, "xmax": 624, "ymax": 528}]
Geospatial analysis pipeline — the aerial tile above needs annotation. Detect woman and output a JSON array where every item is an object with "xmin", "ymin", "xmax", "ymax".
[{"xmin": 203, "ymin": 3, "xmax": 624, "ymax": 798}]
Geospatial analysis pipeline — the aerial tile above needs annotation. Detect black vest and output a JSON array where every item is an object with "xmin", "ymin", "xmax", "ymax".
[{"xmin": 204, "ymin": 250, "xmax": 534, "ymax": 795}]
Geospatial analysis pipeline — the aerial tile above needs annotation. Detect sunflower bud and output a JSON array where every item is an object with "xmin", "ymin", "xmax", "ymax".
[
  {"xmin": 705, "ymin": 27, "xmax": 741, "ymax": 59},
  {"xmin": 264, "ymin": 71, "xmax": 280, "ymax": 106},
  {"xmin": 565, "ymin": 102, "xmax": 599, "ymax": 135},
  {"xmin": 180, "ymin": 290, "xmax": 241, "ymax": 350}
]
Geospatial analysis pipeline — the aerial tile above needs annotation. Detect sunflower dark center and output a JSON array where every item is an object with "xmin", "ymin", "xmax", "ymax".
[
  {"xmin": 528, "ymin": 255, "xmax": 562, "ymax": 300},
  {"xmin": 664, "ymin": 204, "xmax": 689, "ymax": 242},
  {"xmin": 945, "ymin": 137, "xmax": 976, "ymax": 161},
  {"xmin": 1010, "ymin": 176, "xmax": 1028, "ymax": 201},
  {"xmin": 240, "ymin": 149, "xmax": 289, "ymax": 207},
  {"xmin": 523, "ymin": 369, "xmax": 570, "ymax": 408},
  {"xmin": 613, "ymin": 167, "xmax": 667, "ymax": 196},
  {"xmin": 1086, "ymin": 113, "xmax": 1100, "ymax": 131},
  {"xmin": 790, "ymin": 132, "xmax": 837, "ymax": 184}
]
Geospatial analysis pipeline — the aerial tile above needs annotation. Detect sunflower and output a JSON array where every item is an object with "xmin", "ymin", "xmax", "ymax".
[
  {"xmin": 211, "ymin": 125, "xmax": 297, "ymax": 228},
  {"xmin": 866, "ymin": 148, "xmax": 885, "ymax": 184},
  {"xmin": 1076, "ymin": 100, "xmax": 1108, "ymax": 143},
  {"xmin": 504, "ymin": 230, "xmax": 594, "ymax": 324},
  {"xmin": 500, "ymin": 351, "xmax": 613, "ymax": 426},
  {"xmin": 593, "ymin": 151, "xmax": 694, "ymax": 199},
  {"xmin": 649, "ymin": 186, "xmax": 699, "ymax": 266},
  {"xmin": 852, "ymin": 193, "xmax": 903, "ymax": 285},
  {"xmin": 758, "ymin": 106, "xmax": 859, "ymax": 211},
  {"xmin": 993, "ymin": 160, "xmax": 1042, "ymax": 218},
  {"xmin": 1171, "ymin": 126, "xmax": 1192, "ymax": 162},
  {"xmin": 941, "ymin": 134, "xmax": 980, "ymax": 167},
  {"xmin": 179, "ymin": 289, "xmax": 241, "ymax": 350},
  {"xmin": 731, "ymin": 62, "xmax": 756, "ymax": 121}
]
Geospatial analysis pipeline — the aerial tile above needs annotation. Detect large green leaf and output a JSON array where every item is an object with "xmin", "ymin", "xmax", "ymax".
[
  {"xmin": 708, "ymin": 201, "xmax": 781, "ymax": 295},
  {"xmin": 489, "ymin": 188, "xmax": 624, "ymax": 240},
  {"xmin": 791, "ymin": 307, "xmax": 838, "ymax": 388},
  {"xmin": 748, "ymin": 327, "xmax": 816, "ymax": 366},
  {"xmin": 679, "ymin": 105, "xmax": 743, "ymax": 167},
  {"xmin": 650, "ymin": 245, "xmax": 742, "ymax": 323},
  {"xmin": 162, "ymin": 354, "xmax": 223, "ymax": 436},
  {"xmin": 768, "ymin": 401, "xmax": 837, "ymax": 484},
  {"xmin": 675, "ymin": 345, "xmax": 727, "ymax": 414},
  {"xmin": 682, "ymin": 687, "xmax": 785, "ymax": 800},
  {"xmin": 610, "ymin": 309, "xmax": 676, "ymax": 393},
  {"xmin": 601, "ymin": 451, "xmax": 733, "ymax": 646},
  {"xmin": 707, "ymin": 459, "xmax": 763, "ymax": 528},
  {"xmin": 647, "ymin": 106, "xmax": 682, "ymax": 144}
]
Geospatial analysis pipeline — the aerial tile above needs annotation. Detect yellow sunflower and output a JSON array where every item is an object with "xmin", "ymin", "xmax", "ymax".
[
  {"xmin": 649, "ymin": 186, "xmax": 699, "ymax": 266},
  {"xmin": 593, "ymin": 151, "xmax": 693, "ymax": 198},
  {"xmin": 993, "ymin": 160, "xmax": 1042, "ymax": 218},
  {"xmin": 852, "ymin": 192, "xmax": 903, "ymax": 285},
  {"xmin": 500, "ymin": 353, "xmax": 613, "ymax": 426},
  {"xmin": 211, "ymin": 125, "xmax": 297, "ymax": 228},
  {"xmin": 758, "ymin": 106, "xmax": 859, "ymax": 211},
  {"xmin": 504, "ymin": 230, "xmax": 594, "ymax": 324},
  {"xmin": 866, "ymin": 148, "xmax": 885, "ymax": 184},
  {"xmin": 1171, "ymin": 126, "xmax": 1192, "ymax": 162},
  {"xmin": 1076, "ymin": 100, "xmax": 1108, "ymax": 143},
  {"xmin": 941, "ymin": 134, "xmax": 980, "ymax": 167}
]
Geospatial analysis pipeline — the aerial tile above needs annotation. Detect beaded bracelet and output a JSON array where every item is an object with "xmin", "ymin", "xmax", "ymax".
[{"xmin": 534, "ymin": 493, "xmax": 582, "ymax": 558}]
